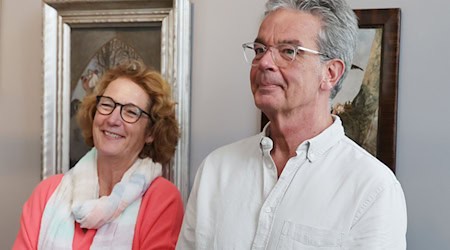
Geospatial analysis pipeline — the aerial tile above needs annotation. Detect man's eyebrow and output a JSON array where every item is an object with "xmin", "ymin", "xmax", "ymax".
[
  {"xmin": 279, "ymin": 39, "xmax": 302, "ymax": 45},
  {"xmin": 253, "ymin": 38, "xmax": 303, "ymax": 45},
  {"xmin": 254, "ymin": 38, "xmax": 264, "ymax": 44}
]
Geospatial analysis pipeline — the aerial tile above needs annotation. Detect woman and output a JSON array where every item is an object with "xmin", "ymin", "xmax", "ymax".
[{"xmin": 13, "ymin": 60, "xmax": 183, "ymax": 249}]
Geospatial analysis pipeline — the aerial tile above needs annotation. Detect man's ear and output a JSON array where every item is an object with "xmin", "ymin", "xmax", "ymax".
[{"xmin": 320, "ymin": 59, "xmax": 345, "ymax": 91}]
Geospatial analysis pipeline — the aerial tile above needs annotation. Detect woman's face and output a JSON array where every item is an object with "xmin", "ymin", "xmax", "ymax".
[{"xmin": 92, "ymin": 77, "xmax": 153, "ymax": 162}]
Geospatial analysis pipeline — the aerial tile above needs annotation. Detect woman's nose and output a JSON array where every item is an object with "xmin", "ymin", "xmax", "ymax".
[{"xmin": 105, "ymin": 106, "xmax": 123, "ymax": 125}]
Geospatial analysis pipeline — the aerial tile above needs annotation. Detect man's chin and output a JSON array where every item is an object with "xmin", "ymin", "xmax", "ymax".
[{"xmin": 255, "ymin": 99, "xmax": 277, "ymax": 115}]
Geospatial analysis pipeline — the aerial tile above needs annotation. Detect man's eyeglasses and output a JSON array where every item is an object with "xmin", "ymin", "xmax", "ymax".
[
  {"xmin": 96, "ymin": 95, "xmax": 152, "ymax": 124},
  {"xmin": 242, "ymin": 42, "xmax": 329, "ymax": 68}
]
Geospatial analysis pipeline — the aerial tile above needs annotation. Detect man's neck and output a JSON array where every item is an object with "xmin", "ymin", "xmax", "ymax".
[{"xmin": 267, "ymin": 109, "xmax": 333, "ymax": 177}]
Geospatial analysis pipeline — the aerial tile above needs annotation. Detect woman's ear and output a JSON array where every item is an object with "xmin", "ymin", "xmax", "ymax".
[
  {"xmin": 320, "ymin": 58, "xmax": 345, "ymax": 91},
  {"xmin": 145, "ymin": 134, "xmax": 154, "ymax": 144}
]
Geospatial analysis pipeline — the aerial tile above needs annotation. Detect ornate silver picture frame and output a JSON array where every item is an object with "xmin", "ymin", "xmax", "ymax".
[{"xmin": 42, "ymin": 0, "xmax": 191, "ymax": 201}]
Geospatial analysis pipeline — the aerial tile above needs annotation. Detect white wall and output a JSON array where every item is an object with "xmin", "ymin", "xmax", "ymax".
[
  {"xmin": 188, "ymin": 0, "xmax": 264, "ymax": 185},
  {"xmin": 0, "ymin": 0, "xmax": 449, "ymax": 249},
  {"xmin": 0, "ymin": 0, "xmax": 43, "ymax": 247}
]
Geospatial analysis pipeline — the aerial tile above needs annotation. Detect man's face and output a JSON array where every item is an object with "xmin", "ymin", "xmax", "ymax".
[{"xmin": 250, "ymin": 9, "xmax": 328, "ymax": 117}]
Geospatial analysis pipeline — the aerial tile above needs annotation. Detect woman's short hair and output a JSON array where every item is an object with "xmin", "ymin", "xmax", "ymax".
[{"xmin": 76, "ymin": 59, "xmax": 180, "ymax": 166}]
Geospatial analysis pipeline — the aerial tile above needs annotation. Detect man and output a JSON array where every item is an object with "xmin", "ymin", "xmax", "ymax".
[{"xmin": 177, "ymin": 0, "xmax": 407, "ymax": 249}]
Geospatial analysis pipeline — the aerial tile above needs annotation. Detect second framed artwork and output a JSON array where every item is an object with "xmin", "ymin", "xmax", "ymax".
[
  {"xmin": 42, "ymin": 0, "xmax": 191, "ymax": 201},
  {"xmin": 261, "ymin": 8, "xmax": 401, "ymax": 173}
]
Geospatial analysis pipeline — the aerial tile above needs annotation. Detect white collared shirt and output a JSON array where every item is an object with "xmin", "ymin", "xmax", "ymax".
[{"xmin": 177, "ymin": 116, "xmax": 407, "ymax": 249}]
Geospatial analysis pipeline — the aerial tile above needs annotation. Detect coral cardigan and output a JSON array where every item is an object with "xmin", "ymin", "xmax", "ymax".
[{"xmin": 13, "ymin": 174, "xmax": 184, "ymax": 250}]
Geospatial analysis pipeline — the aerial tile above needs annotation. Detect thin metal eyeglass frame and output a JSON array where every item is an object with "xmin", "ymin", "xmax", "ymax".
[
  {"xmin": 242, "ymin": 42, "xmax": 329, "ymax": 67},
  {"xmin": 95, "ymin": 95, "xmax": 152, "ymax": 124}
]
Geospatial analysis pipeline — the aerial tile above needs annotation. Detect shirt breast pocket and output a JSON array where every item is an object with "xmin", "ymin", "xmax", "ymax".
[{"xmin": 276, "ymin": 221, "xmax": 345, "ymax": 250}]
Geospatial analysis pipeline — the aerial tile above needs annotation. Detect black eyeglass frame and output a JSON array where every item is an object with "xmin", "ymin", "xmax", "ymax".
[{"xmin": 95, "ymin": 95, "xmax": 153, "ymax": 124}]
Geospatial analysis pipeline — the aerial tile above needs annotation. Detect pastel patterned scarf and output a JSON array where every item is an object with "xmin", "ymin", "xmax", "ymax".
[{"xmin": 38, "ymin": 148, "xmax": 162, "ymax": 249}]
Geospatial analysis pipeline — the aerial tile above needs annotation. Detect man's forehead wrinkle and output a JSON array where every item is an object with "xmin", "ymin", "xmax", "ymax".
[
  {"xmin": 256, "ymin": 24, "xmax": 301, "ymax": 46},
  {"xmin": 257, "ymin": 13, "xmax": 314, "ymax": 46}
]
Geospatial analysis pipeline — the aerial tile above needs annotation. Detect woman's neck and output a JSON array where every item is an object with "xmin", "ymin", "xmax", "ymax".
[{"xmin": 96, "ymin": 154, "xmax": 138, "ymax": 196}]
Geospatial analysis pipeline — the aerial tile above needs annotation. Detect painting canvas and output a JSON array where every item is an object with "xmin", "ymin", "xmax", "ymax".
[
  {"xmin": 69, "ymin": 26, "xmax": 162, "ymax": 168},
  {"xmin": 42, "ymin": 0, "xmax": 192, "ymax": 201},
  {"xmin": 331, "ymin": 28, "xmax": 381, "ymax": 156}
]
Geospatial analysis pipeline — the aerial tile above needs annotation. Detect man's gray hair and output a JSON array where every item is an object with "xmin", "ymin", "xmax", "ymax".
[{"xmin": 265, "ymin": 0, "xmax": 358, "ymax": 99}]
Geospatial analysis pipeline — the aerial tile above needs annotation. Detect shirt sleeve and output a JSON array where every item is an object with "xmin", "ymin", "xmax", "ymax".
[
  {"xmin": 176, "ymin": 162, "xmax": 205, "ymax": 250},
  {"xmin": 134, "ymin": 177, "xmax": 184, "ymax": 250},
  {"xmin": 12, "ymin": 175, "xmax": 63, "ymax": 250},
  {"xmin": 347, "ymin": 181, "xmax": 408, "ymax": 249},
  {"xmin": 175, "ymin": 187, "xmax": 197, "ymax": 250}
]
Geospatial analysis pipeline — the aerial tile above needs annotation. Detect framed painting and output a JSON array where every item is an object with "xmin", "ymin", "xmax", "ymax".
[
  {"xmin": 261, "ymin": 8, "xmax": 401, "ymax": 173},
  {"xmin": 42, "ymin": 0, "xmax": 192, "ymax": 201}
]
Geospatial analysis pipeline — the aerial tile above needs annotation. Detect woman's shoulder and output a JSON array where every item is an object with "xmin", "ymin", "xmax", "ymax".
[
  {"xmin": 32, "ymin": 174, "xmax": 64, "ymax": 200},
  {"xmin": 140, "ymin": 177, "xmax": 183, "ymax": 212},
  {"xmin": 138, "ymin": 177, "xmax": 183, "ymax": 225},
  {"xmin": 21, "ymin": 174, "xmax": 64, "ymax": 217},
  {"xmin": 40, "ymin": 174, "xmax": 64, "ymax": 185},
  {"xmin": 145, "ymin": 177, "xmax": 181, "ymax": 199},
  {"xmin": 134, "ymin": 177, "xmax": 184, "ymax": 249}
]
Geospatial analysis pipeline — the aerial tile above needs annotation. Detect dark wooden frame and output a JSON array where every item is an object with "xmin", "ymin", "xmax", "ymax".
[{"xmin": 261, "ymin": 8, "xmax": 401, "ymax": 173}]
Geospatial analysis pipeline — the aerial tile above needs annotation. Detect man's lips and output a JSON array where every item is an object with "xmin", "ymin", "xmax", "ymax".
[
  {"xmin": 257, "ymin": 81, "xmax": 283, "ymax": 90},
  {"xmin": 257, "ymin": 75, "xmax": 283, "ymax": 88},
  {"xmin": 259, "ymin": 82, "xmax": 280, "ymax": 87}
]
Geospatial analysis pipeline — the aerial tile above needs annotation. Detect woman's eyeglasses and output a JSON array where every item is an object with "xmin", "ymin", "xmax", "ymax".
[{"xmin": 96, "ymin": 95, "xmax": 152, "ymax": 124}]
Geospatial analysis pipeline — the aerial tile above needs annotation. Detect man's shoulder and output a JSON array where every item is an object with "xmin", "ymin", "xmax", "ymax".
[
  {"xmin": 334, "ymin": 136, "xmax": 398, "ymax": 184},
  {"xmin": 207, "ymin": 133, "xmax": 262, "ymax": 159},
  {"xmin": 197, "ymin": 134, "xmax": 263, "ymax": 175}
]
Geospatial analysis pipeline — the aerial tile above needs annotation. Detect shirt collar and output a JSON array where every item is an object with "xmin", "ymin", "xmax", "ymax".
[
  {"xmin": 304, "ymin": 115, "xmax": 345, "ymax": 162},
  {"xmin": 259, "ymin": 115, "xmax": 345, "ymax": 162}
]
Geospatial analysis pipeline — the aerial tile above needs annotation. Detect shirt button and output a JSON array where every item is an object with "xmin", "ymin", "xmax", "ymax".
[
  {"xmin": 265, "ymin": 207, "xmax": 272, "ymax": 213},
  {"xmin": 261, "ymin": 137, "xmax": 273, "ymax": 150}
]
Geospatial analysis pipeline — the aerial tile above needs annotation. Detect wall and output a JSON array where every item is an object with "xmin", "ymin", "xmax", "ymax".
[
  {"xmin": 0, "ymin": 0, "xmax": 449, "ymax": 249},
  {"xmin": 0, "ymin": 0, "xmax": 43, "ymax": 247}
]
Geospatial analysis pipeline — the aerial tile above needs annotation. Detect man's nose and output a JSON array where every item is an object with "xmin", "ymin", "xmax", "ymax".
[{"xmin": 257, "ymin": 48, "xmax": 278, "ymax": 70}]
